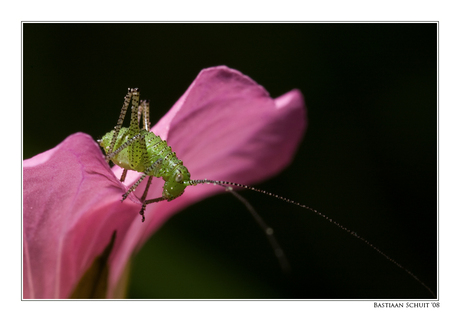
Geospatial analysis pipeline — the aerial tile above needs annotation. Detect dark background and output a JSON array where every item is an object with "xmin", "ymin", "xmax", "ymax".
[{"xmin": 23, "ymin": 23, "xmax": 437, "ymax": 299}]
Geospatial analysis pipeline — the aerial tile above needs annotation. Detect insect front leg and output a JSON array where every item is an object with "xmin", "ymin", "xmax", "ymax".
[
  {"xmin": 139, "ymin": 196, "xmax": 167, "ymax": 222},
  {"xmin": 120, "ymin": 172, "xmax": 167, "ymax": 223},
  {"xmin": 125, "ymin": 175, "xmax": 168, "ymax": 223},
  {"xmin": 121, "ymin": 157, "xmax": 165, "ymax": 222}
]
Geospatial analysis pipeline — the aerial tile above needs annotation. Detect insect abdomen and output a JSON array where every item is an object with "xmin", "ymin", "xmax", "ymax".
[{"xmin": 143, "ymin": 131, "xmax": 184, "ymax": 179}]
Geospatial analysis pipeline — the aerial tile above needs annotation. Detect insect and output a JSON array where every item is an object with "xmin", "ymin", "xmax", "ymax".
[{"xmin": 98, "ymin": 88, "xmax": 436, "ymax": 298}]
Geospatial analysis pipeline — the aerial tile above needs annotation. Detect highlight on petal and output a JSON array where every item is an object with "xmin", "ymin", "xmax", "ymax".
[{"xmin": 23, "ymin": 66, "xmax": 307, "ymax": 298}]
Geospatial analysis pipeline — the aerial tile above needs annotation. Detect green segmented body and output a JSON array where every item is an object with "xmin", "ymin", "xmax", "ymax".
[
  {"xmin": 99, "ymin": 88, "xmax": 191, "ymax": 203},
  {"xmin": 101, "ymin": 128, "xmax": 191, "ymax": 200}
]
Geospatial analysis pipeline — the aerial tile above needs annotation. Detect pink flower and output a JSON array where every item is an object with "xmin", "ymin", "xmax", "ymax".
[{"xmin": 23, "ymin": 66, "xmax": 306, "ymax": 299}]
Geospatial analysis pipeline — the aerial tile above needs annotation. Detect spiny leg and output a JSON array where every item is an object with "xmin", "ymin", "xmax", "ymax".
[
  {"xmin": 106, "ymin": 88, "xmax": 137, "ymax": 159},
  {"xmin": 139, "ymin": 196, "xmax": 168, "ymax": 222},
  {"xmin": 122, "ymin": 158, "xmax": 164, "ymax": 222},
  {"xmin": 127, "ymin": 89, "xmax": 141, "ymax": 137},
  {"xmin": 123, "ymin": 173, "xmax": 166, "ymax": 222},
  {"xmin": 105, "ymin": 133, "xmax": 145, "ymax": 161},
  {"xmin": 139, "ymin": 100, "xmax": 151, "ymax": 131},
  {"xmin": 141, "ymin": 176, "xmax": 154, "ymax": 201},
  {"xmin": 122, "ymin": 173, "xmax": 148, "ymax": 201},
  {"xmin": 121, "ymin": 158, "xmax": 163, "ymax": 200},
  {"xmin": 106, "ymin": 89, "xmax": 139, "ymax": 190},
  {"xmin": 137, "ymin": 101, "xmax": 144, "ymax": 128},
  {"xmin": 126, "ymin": 90, "xmax": 143, "ymax": 169}
]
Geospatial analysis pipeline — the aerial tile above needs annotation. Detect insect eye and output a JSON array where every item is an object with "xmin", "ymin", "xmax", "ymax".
[{"xmin": 175, "ymin": 173, "xmax": 183, "ymax": 183}]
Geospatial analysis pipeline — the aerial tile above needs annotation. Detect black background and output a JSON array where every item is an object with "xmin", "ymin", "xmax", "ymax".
[{"xmin": 23, "ymin": 23, "xmax": 437, "ymax": 299}]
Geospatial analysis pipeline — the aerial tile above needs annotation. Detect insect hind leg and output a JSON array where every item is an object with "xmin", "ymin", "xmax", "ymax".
[
  {"xmin": 106, "ymin": 88, "xmax": 139, "ymax": 158},
  {"xmin": 139, "ymin": 100, "xmax": 151, "ymax": 131},
  {"xmin": 105, "ymin": 133, "xmax": 146, "ymax": 161},
  {"xmin": 121, "ymin": 159, "xmax": 164, "ymax": 222}
]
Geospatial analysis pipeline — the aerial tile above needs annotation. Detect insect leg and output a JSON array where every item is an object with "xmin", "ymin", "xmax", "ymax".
[
  {"xmin": 141, "ymin": 176, "xmax": 154, "ymax": 201},
  {"xmin": 139, "ymin": 196, "xmax": 168, "ymax": 222},
  {"xmin": 121, "ymin": 158, "xmax": 163, "ymax": 200},
  {"xmin": 139, "ymin": 100, "xmax": 151, "ymax": 131},
  {"xmin": 119, "ymin": 169, "xmax": 128, "ymax": 183},
  {"xmin": 127, "ymin": 89, "xmax": 141, "ymax": 137},
  {"xmin": 122, "ymin": 173, "xmax": 147, "ymax": 201},
  {"xmin": 126, "ymin": 89, "xmax": 143, "ymax": 169},
  {"xmin": 106, "ymin": 88, "xmax": 136, "ymax": 159},
  {"xmin": 137, "ymin": 101, "xmax": 143, "ymax": 128}
]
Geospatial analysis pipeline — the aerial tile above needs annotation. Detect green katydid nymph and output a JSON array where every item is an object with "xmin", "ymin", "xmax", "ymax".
[{"xmin": 98, "ymin": 88, "xmax": 435, "ymax": 297}]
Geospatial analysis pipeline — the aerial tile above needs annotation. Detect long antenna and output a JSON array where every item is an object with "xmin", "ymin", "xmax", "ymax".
[
  {"xmin": 188, "ymin": 179, "xmax": 436, "ymax": 298},
  {"xmin": 211, "ymin": 182, "xmax": 290, "ymax": 273}
]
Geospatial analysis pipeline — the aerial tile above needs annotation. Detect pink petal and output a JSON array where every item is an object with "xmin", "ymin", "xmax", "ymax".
[
  {"xmin": 108, "ymin": 66, "xmax": 306, "ymax": 296},
  {"xmin": 23, "ymin": 66, "xmax": 306, "ymax": 299},
  {"xmin": 23, "ymin": 133, "xmax": 140, "ymax": 298}
]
